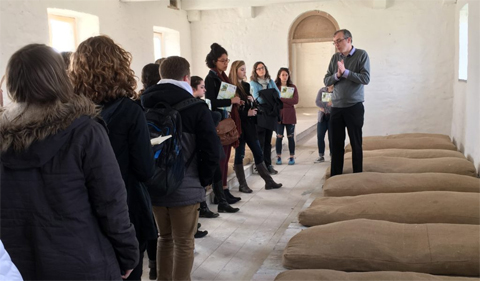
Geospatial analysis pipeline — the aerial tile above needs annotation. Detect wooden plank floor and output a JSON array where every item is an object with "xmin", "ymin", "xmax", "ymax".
[{"xmin": 141, "ymin": 108, "xmax": 329, "ymax": 281}]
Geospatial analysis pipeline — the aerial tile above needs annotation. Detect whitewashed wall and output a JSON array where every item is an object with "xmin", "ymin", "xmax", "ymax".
[
  {"xmin": 451, "ymin": 0, "xmax": 480, "ymax": 173},
  {"xmin": 190, "ymin": 0, "xmax": 456, "ymax": 138},
  {"xmin": 0, "ymin": 0, "xmax": 191, "ymax": 102}
]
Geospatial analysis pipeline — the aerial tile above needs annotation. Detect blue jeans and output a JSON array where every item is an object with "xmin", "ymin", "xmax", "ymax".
[
  {"xmin": 234, "ymin": 136, "xmax": 264, "ymax": 165},
  {"xmin": 276, "ymin": 124, "xmax": 295, "ymax": 156},
  {"xmin": 317, "ymin": 114, "xmax": 332, "ymax": 156}
]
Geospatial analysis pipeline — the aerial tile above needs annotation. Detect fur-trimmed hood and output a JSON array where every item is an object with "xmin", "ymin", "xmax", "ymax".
[{"xmin": 0, "ymin": 95, "xmax": 98, "ymax": 168}]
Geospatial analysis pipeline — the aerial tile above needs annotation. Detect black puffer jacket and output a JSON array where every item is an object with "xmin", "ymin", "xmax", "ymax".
[
  {"xmin": 0, "ymin": 97, "xmax": 138, "ymax": 280},
  {"xmin": 142, "ymin": 82, "xmax": 220, "ymax": 207},
  {"xmin": 100, "ymin": 97, "xmax": 156, "ymax": 242}
]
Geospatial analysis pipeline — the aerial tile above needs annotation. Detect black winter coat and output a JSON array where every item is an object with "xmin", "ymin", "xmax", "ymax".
[
  {"xmin": 100, "ymin": 97, "xmax": 156, "ymax": 242},
  {"xmin": 0, "ymin": 97, "xmax": 138, "ymax": 280},
  {"xmin": 142, "ymin": 83, "xmax": 220, "ymax": 207},
  {"xmin": 237, "ymin": 82, "xmax": 258, "ymax": 142},
  {"xmin": 205, "ymin": 69, "xmax": 231, "ymax": 114}
]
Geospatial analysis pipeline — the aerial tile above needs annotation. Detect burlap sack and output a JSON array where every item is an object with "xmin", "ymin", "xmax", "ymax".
[
  {"xmin": 275, "ymin": 269, "xmax": 478, "ymax": 281},
  {"xmin": 323, "ymin": 172, "xmax": 480, "ymax": 197},
  {"xmin": 366, "ymin": 133, "xmax": 451, "ymax": 141},
  {"xmin": 324, "ymin": 157, "xmax": 476, "ymax": 179},
  {"xmin": 345, "ymin": 149, "xmax": 465, "ymax": 160},
  {"xmin": 345, "ymin": 137, "xmax": 456, "ymax": 153},
  {"xmin": 299, "ymin": 191, "xmax": 480, "ymax": 227},
  {"xmin": 283, "ymin": 219, "xmax": 480, "ymax": 276}
]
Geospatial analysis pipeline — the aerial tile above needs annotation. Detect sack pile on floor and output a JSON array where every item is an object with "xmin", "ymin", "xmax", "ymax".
[{"xmin": 278, "ymin": 133, "xmax": 480, "ymax": 280}]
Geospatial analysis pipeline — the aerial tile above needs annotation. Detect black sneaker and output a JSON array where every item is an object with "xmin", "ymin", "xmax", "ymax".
[
  {"xmin": 194, "ymin": 230, "xmax": 208, "ymax": 238},
  {"xmin": 314, "ymin": 156, "xmax": 325, "ymax": 163}
]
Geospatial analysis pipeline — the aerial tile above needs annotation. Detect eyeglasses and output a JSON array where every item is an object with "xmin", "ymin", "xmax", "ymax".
[
  {"xmin": 217, "ymin": 59, "xmax": 230, "ymax": 63},
  {"xmin": 256, "ymin": 66, "xmax": 265, "ymax": 71},
  {"xmin": 332, "ymin": 38, "xmax": 347, "ymax": 45}
]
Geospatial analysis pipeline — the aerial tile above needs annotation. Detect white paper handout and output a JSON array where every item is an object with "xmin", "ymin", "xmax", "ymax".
[
  {"xmin": 151, "ymin": 135, "xmax": 172, "ymax": 146},
  {"xmin": 280, "ymin": 86, "xmax": 295, "ymax": 98},
  {"xmin": 218, "ymin": 82, "xmax": 237, "ymax": 112},
  {"xmin": 321, "ymin": 92, "xmax": 332, "ymax": 102}
]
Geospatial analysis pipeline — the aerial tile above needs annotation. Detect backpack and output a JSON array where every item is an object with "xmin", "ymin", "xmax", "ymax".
[{"xmin": 144, "ymin": 98, "xmax": 206, "ymax": 198}]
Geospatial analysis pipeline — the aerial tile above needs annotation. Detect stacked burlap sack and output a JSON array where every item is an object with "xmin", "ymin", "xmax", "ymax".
[{"xmin": 279, "ymin": 133, "xmax": 480, "ymax": 280}]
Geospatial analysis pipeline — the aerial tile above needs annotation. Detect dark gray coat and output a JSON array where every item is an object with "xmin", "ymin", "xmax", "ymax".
[
  {"xmin": 0, "ymin": 97, "xmax": 138, "ymax": 280},
  {"xmin": 142, "ymin": 83, "xmax": 220, "ymax": 207}
]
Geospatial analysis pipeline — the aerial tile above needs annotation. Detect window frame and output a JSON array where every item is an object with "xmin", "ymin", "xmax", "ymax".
[
  {"xmin": 153, "ymin": 31, "xmax": 165, "ymax": 60},
  {"xmin": 48, "ymin": 14, "xmax": 78, "ymax": 52}
]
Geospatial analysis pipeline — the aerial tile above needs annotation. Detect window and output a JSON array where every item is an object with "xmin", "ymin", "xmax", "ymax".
[
  {"xmin": 48, "ymin": 14, "xmax": 77, "ymax": 52},
  {"xmin": 168, "ymin": 0, "xmax": 179, "ymax": 10},
  {"xmin": 153, "ymin": 26, "xmax": 181, "ymax": 59},
  {"xmin": 154, "ymin": 32, "xmax": 165, "ymax": 61},
  {"xmin": 458, "ymin": 4, "xmax": 468, "ymax": 81}
]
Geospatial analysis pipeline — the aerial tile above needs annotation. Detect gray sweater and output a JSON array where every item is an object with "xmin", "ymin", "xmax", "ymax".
[{"xmin": 324, "ymin": 47, "xmax": 370, "ymax": 108}]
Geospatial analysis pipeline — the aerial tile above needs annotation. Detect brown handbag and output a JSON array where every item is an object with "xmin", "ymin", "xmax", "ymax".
[{"xmin": 216, "ymin": 117, "xmax": 239, "ymax": 146}]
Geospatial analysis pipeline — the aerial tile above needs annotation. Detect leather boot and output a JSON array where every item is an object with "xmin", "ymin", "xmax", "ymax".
[
  {"xmin": 224, "ymin": 189, "xmax": 241, "ymax": 201},
  {"xmin": 199, "ymin": 201, "xmax": 219, "ymax": 218},
  {"xmin": 234, "ymin": 164, "xmax": 253, "ymax": 193},
  {"xmin": 213, "ymin": 180, "xmax": 239, "ymax": 207},
  {"xmin": 148, "ymin": 260, "xmax": 156, "ymax": 280},
  {"xmin": 257, "ymin": 162, "xmax": 282, "ymax": 190},
  {"xmin": 218, "ymin": 202, "xmax": 240, "ymax": 213}
]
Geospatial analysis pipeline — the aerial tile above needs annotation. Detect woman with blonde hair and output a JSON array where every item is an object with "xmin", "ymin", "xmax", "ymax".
[
  {"xmin": 229, "ymin": 60, "xmax": 282, "ymax": 191},
  {"xmin": 70, "ymin": 35, "xmax": 155, "ymax": 280},
  {"xmin": 0, "ymin": 43, "xmax": 138, "ymax": 280}
]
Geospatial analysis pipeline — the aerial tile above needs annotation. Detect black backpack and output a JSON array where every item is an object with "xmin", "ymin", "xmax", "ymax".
[{"xmin": 144, "ymin": 98, "xmax": 206, "ymax": 198}]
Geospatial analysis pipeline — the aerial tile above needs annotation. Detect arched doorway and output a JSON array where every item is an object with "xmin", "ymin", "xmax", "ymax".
[{"xmin": 288, "ymin": 11, "xmax": 339, "ymax": 108}]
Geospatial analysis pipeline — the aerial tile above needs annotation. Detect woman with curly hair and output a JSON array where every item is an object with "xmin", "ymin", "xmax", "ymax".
[
  {"xmin": 70, "ymin": 35, "xmax": 155, "ymax": 281},
  {"xmin": 0, "ymin": 44, "xmax": 138, "ymax": 280}
]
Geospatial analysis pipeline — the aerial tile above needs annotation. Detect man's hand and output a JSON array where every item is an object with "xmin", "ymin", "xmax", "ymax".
[
  {"xmin": 121, "ymin": 269, "xmax": 133, "ymax": 279},
  {"xmin": 337, "ymin": 60, "xmax": 345, "ymax": 76}
]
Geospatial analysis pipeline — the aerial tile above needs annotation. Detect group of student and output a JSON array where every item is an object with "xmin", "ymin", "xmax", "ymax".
[{"xmin": 0, "ymin": 36, "xmax": 304, "ymax": 281}]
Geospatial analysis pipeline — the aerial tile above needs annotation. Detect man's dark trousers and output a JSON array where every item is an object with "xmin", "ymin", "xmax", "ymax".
[{"xmin": 330, "ymin": 102, "xmax": 364, "ymax": 177}]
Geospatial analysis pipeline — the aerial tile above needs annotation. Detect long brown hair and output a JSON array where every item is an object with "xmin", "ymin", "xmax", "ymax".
[
  {"xmin": 228, "ymin": 60, "xmax": 248, "ymax": 100},
  {"xmin": 6, "ymin": 44, "xmax": 73, "ymax": 105},
  {"xmin": 250, "ymin": 61, "xmax": 271, "ymax": 82},
  {"xmin": 275, "ymin": 67, "xmax": 293, "ymax": 87},
  {"xmin": 70, "ymin": 35, "xmax": 137, "ymax": 104}
]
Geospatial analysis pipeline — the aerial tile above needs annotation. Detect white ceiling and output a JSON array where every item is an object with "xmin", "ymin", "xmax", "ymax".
[{"xmin": 120, "ymin": 0, "xmax": 327, "ymax": 11}]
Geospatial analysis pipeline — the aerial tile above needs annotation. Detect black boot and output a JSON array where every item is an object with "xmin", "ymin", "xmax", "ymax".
[
  {"xmin": 148, "ymin": 260, "xmax": 156, "ymax": 280},
  {"xmin": 199, "ymin": 201, "xmax": 219, "ymax": 218},
  {"xmin": 267, "ymin": 165, "xmax": 278, "ymax": 175},
  {"xmin": 218, "ymin": 202, "xmax": 240, "ymax": 213},
  {"xmin": 234, "ymin": 164, "xmax": 253, "ymax": 193},
  {"xmin": 212, "ymin": 179, "xmax": 239, "ymax": 204},
  {"xmin": 212, "ymin": 180, "xmax": 239, "ymax": 211},
  {"xmin": 257, "ymin": 162, "xmax": 282, "ymax": 190},
  {"xmin": 224, "ymin": 189, "xmax": 241, "ymax": 201}
]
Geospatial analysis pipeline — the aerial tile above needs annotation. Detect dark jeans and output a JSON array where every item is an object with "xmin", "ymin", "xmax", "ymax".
[
  {"xmin": 275, "ymin": 123, "xmax": 295, "ymax": 156},
  {"xmin": 330, "ymin": 102, "xmax": 364, "ymax": 177},
  {"xmin": 257, "ymin": 127, "xmax": 274, "ymax": 166},
  {"xmin": 234, "ymin": 135, "xmax": 264, "ymax": 165},
  {"xmin": 126, "ymin": 239, "xmax": 147, "ymax": 280},
  {"xmin": 317, "ymin": 115, "xmax": 332, "ymax": 156}
]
